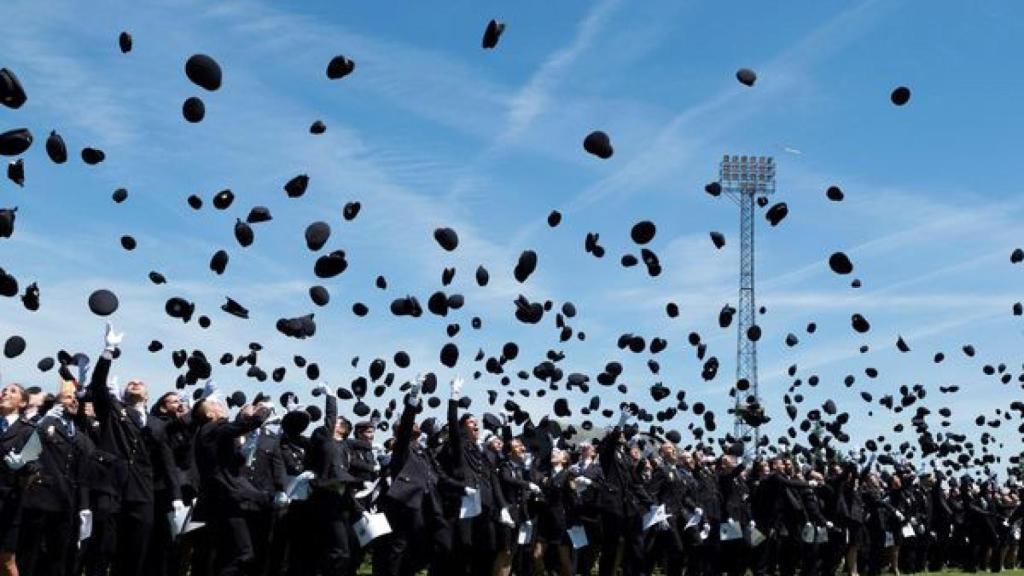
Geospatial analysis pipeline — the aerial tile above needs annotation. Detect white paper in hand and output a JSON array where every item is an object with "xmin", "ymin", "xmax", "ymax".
[
  {"xmin": 459, "ymin": 488, "xmax": 482, "ymax": 519},
  {"xmin": 720, "ymin": 518, "xmax": 743, "ymax": 541},
  {"xmin": 815, "ymin": 526, "xmax": 829, "ymax": 544},
  {"xmin": 567, "ymin": 525, "xmax": 588, "ymax": 549},
  {"xmin": 517, "ymin": 520, "xmax": 534, "ymax": 545},
  {"xmin": 749, "ymin": 525, "xmax": 766, "ymax": 547},
  {"xmin": 78, "ymin": 510, "xmax": 93, "ymax": 542},
  {"xmin": 801, "ymin": 522, "xmax": 816, "ymax": 544},
  {"xmin": 901, "ymin": 523, "xmax": 915, "ymax": 539},
  {"xmin": 353, "ymin": 513, "xmax": 392, "ymax": 547},
  {"xmin": 168, "ymin": 506, "xmax": 189, "ymax": 538},
  {"xmin": 642, "ymin": 505, "xmax": 671, "ymax": 532},
  {"xmin": 286, "ymin": 472, "xmax": 314, "ymax": 502},
  {"xmin": 19, "ymin": 431, "xmax": 43, "ymax": 463}
]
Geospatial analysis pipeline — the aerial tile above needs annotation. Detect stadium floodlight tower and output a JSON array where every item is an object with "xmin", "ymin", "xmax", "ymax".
[{"xmin": 719, "ymin": 155, "xmax": 775, "ymax": 456}]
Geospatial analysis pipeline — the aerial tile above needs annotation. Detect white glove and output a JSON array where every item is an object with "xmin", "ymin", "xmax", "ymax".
[
  {"xmin": 617, "ymin": 407, "xmax": 633, "ymax": 428},
  {"xmin": 500, "ymin": 507, "xmax": 515, "ymax": 527},
  {"xmin": 895, "ymin": 511, "xmax": 905, "ymax": 522},
  {"xmin": 575, "ymin": 476, "xmax": 592, "ymax": 487},
  {"xmin": 826, "ymin": 521, "xmax": 834, "ymax": 530},
  {"xmin": 450, "ymin": 376, "xmax": 464, "ymax": 400},
  {"xmin": 372, "ymin": 461, "xmax": 381, "ymax": 473},
  {"xmin": 464, "ymin": 486, "xmax": 478, "ymax": 497},
  {"xmin": 273, "ymin": 491, "xmax": 290, "ymax": 509},
  {"xmin": 528, "ymin": 482, "xmax": 542, "ymax": 494},
  {"xmin": 44, "ymin": 404, "xmax": 66, "ymax": 419},
  {"xmin": 103, "ymin": 322, "xmax": 124, "ymax": 352},
  {"xmin": 79, "ymin": 509, "xmax": 92, "ymax": 531},
  {"xmin": 694, "ymin": 507, "xmax": 704, "ymax": 517},
  {"xmin": 406, "ymin": 381, "xmax": 421, "ymax": 408},
  {"xmin": 808, "ymin": 480, "xmax": 819, "ymax": 487},
  {"xmin": 4, "ymin": 450, "xmax": 26, "ymax": 471}
]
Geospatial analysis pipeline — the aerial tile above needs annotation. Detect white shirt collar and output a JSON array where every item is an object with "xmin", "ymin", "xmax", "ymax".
[{"xmin": 3, "ymin": 413, "xmax": 18, "ymax": 427}]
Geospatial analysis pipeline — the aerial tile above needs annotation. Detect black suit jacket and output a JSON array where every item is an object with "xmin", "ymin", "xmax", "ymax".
[
  {"xmin": 384, "ymin": 401, "xmax": 440, "ymax": 513},
  {"xmin": 597, "ymin": 428, "xmax": 651, "ymax": 518},
  {"xmin": 194, "ymin": 410, "xmax": 270, "ymax": 516},
  {"xmin": 22, "ymin": 415, "xmax": 91, "ymax": 513},
  {"xmin": 88, "ymin": 352, "xmax": 154, "ymax": 504}
]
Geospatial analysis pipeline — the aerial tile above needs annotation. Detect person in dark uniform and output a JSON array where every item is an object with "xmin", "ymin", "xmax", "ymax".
[
  {"xmin": 441, "ymin": 376, "xmax": 505, "ymax": 576},
  {"xmin": 532, "ymin": 447, "xmax": 575, "ymax": 576},
  {"xmin": 307, "ymin": 383, "xmax": 364, "ymax": 576},
  {"xmin": 345, "ymin": 420, "xmax": 379, "ymax": 576},
  {"xmin": 246, "ymin": 413, "xmax": 288, "ymax": 576},
  {"xmin": 86, "ymin": 323, "xmax": 156, "ymax": 576},
  {"xmin": 377, "ymin": 378, "xmax": 445, "ymax": 576},
  {"xmin": 645, "ymin": 442, "xmax": 694, "ymax": 576},
  {"xmin": 145, "ymin": 391, "xmax": 189, "ymax": 576},
  {"xmin": 596, "ymin": 408, "xmax": 651, "ymax": 576},
  {"xmin": 276, "ymin": 408, "xmax": 312, "ymax": 576},
  {"xmin": 495, "ymin": 438, "xmax": 531, "ymax": 576},
  {"xmin": 0, "ymin": 382, "xmax": 36, "ymax": 576},
  {"xmin": 572, "ymin": 441, "xmax": 605, "ymax": 576},
  {"xmin": 717, "ymin": 454, "xmax": 751, "ymax": 576},
  {"xmin": 193, "ymin": 391, "xmax": 273, "ymax": 576},
  {"xmin": 16, "ymin": 377, "xmax": 90, "ymax": 576},
  {"xmin": 691, "ymin": 450, "xmax": 723, "ymax": 576}
]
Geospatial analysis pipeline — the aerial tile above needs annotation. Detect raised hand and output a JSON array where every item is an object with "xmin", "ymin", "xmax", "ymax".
[{"xmin": 103, "ymin": 322, "xmax": 124, "ymax": 351}]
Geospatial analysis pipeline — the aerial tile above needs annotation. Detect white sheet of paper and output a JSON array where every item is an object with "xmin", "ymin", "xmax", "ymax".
[
  {"xmin": 642, "ymin": 504, "xmax": 671, "ymax": 531},
  {"xmin": 353, "ymin": 512, "xmax": 392, "ymax": 547},
  {"xmin": 720, "ymin": 518, "xmax": 743, "ymax": 541},
  {"xmin": 517, "ymin": 520, "xmax": 534, "ymax": 545},
  {"xmin": 815, "ymin": 526, "xmax": 829, "ymax": 544},
  {"xmin": 884, "ymin": 531, "xmax": 894, "ymax": 548},
  {"xmin": 286, "ymin": 472, "xmax": 314, "ymax": 501},
  {"xmin": 78, "ymin": 510, "xmax": 93, "ymax": 542},
  {"xmin": 685, "ymin": 509, "xmax": 703, "ymax": 530},
  {"xmin": 901, "ymin": 523, "xmax": 915, "ymax": 539},
  {"xmin": 801, "ymin": 522, "xmax": 816, "ymax": 543},
  {"xmin": 749, "ymin": 525, "xmax": 766, "ymax": 547},
  {"xmin": 168, "ymin": 506, "xmax": 189, "ymax": 538},
  {"xmin": 19, "ymin": 431, "xmax": 42, "ymax": 463},
  {"xmin": 567, "ymin": 525, "xmax": 588, "ymax": 549},
  {"xmin": 355, "ymin": 480, "xmax": 378, "ymax": 500},
  {"xmin": 459, "ymin": 489, "xmax": 482, "ymax": 519}
]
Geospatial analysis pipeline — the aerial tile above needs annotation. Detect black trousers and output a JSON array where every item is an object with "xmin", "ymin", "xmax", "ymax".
[
  {"xmin": 575, "ymin": 518, "xmax": 603, "ymax": 576},
  {"xmin": 113, "ymin": 500, "xmax": 154, "ymax": 576},
  {"xmin": 16, "ymin": 508, "xmax": 74, "ymax": 576},
  {"xmin": 379, "ymin": 502, "xmax": 426, "ymax": 576},
  {"xmin": 598, "ymin": 512, "xmax": 644, "ymax": 576},
  {"xmin": 644, "ymin": 523, "xmax": 685, "ymax": 576},
  {"xmin": 214, "ymin": 514, "xmax": 257, "ymax": 576}
]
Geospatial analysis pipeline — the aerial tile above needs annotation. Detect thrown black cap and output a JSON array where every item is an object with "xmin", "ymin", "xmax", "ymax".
[
  {"xmin": 326, "ymin": 55, "xmax": 356, "ymax": 79},
  {"xmin": 547, "ymin": 210, "xmax": 562, "ymax": 227},
  {"xmin": 20, "ymin": 282, "xmax": 38, "ymax": 311},
  {"xmin": 234, "ymin": 219, "xmax": 254, "ymax": 247},
  {"xmin": 0, "ymin": 208, "xmax": 15, "ymax": 238},
  {"xmin": 120, "ymin": 235, "xmax": 136, "ymax": 251},
  {"xmin": 736, "ymin": 68, "xmax": 757, "ymax": 87},
  {"xmin": 0, "ymin": 268, "xmax": 18, "ymax": 297},
  {"xmin": 37, "ymin": 357, "xmax": 54, "ymax": 372},
  {"xmin": 186, "ymin": 194, "xmax": 202, "ymax": 209},
  {"xmin": 210, "ymin": 250, "xmax": 229, "ymax": 275},
  {"xmin": 343, "ymin": 201, "xmax": 361, "ymax": 221},
  {"xmin": 440, "ymin": 342, "xmax": 459, "ymax": 368},
  {"xmin": 352, "ymin": 302, "xmax": 369, "ymax": 316},
  {"xmin": 891, "ymin": 86, "xmax": 911, "ymax": 106},
  {"xmin": 765, "ymin": 202, "xmax": 788, "ymax": 226},
  {"xmin": 434, "ymin": 227, "xmax": 459, "ymax": 251},
  {"xmin": 246, "ymin": 206, "xmax": 272, "ymax": 224},
  {"xmin": 851, "ymin": 313, "xmax": 870, "ymax": 333},
  {"xmin": 0, "ymin": 69, "xmax": 27, "ymax": 109},
  {"xmin": 182, "ymin": 97, "xmax": 205, "ymax": 123},
  {"xmin": 221, "ymin": 297, "xmax": 249, "ymax": 319},
  {"xmin": 284, "ymin": 174, "xmax": 308, "ymax": 198},
  {"xmin": 81, "ymin": 147, "xmax": 105, "ymax": 165},
  {"xmin": 148, "ymin": 340, "xmax": 163, "ymax": 353},
  {"xmin": 119, "ymin": 32, "xmax": 132, "ymax": 53},
  {"xmin": 88, "ymin": 289, "xmax": 119, "ymax": 316},
  {"xmin": 710, "ymin": 231, "xmax": 725, "ymax": 249},
  {"xmin": 7, "ymin": 159, "xmax": 23, "ymax": 187},
  {"xmin": 829, "ymin": 252, "xmax": 853, "ymax": 275},
  {"xmin": 309, "ymin": 285, "xmax": 330, "ymax": 307},
  {"xmin": 212, "ymin": 189, "xmax": 234, "ymax": 210},
  {"xmin": 482, "ymin": 19, "xmax": 506, "ymax": 49},
  {"xmin": 0, "ymin": 129, "xmax": 33, "ymax": 156},
  {"xmin": 148, "ymin": 271, "xmax": 167, "ymax": 285},
  {"xmin": 314, "ymin": 251, "xmax": 348, "ymax": 278},
  {"xmin": 3, "ymin": 335, "xmax": 25, "ymax": 359},
  {"xmin": 631, "ymin": 221, "xmax": 656, "ymax": 245},
  {"xmin": 310, "ymin": 120, "xmax": 326, "ymax": 134},
  {"xmin": 185, "ymin": 54, "xmax": 222, "ymax": 91},
  {"xmin": 826, "ymin": 185, "xmax": 844, "ymax": 201},
  {"xmin": 165, "ymin": 297, "xmax": 195, "ymax": 323},
  {"xmin": 513, "ymin": 250, "xmax": 537, "ymax": 283},
  {"xmin": 304, "ymin": 221, "xmax": 330, "ymax": 251},
  {"xmin": 45, "ymin": 131, "xmax": 67, "ymax": 164},
  {"xmin": 583, "ymin": 131, "xmax": 613, "ymax": 159}
]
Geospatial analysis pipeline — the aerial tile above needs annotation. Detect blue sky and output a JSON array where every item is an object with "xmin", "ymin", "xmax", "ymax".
[{"xmin": 1, "ymin": 0, "xmax": 1023, "ymax": 473}]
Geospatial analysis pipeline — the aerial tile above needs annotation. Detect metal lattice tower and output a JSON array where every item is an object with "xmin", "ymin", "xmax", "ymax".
[{"xmin": 719, "ymin": 155, "xmax": 775, "ymax": 455}]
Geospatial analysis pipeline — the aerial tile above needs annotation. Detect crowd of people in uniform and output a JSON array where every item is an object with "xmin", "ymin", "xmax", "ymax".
[{"xmin": 0, "ymin": 323, "xmax": 1021, "ymax": 576}]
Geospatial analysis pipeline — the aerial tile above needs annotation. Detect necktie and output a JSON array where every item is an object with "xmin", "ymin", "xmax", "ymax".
[
  {"xmin": 0, "ymin": 418, "xmax": 8, "ymax": 434},
  {"xmin": 64, "ymin": 417, "xmax": 76, "ymax": 438}
]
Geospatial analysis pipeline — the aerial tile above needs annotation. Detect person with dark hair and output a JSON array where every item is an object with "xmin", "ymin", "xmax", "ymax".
[
  {"xmin": 0, "ymin": 381, "xmax": 34, "ymax": 576},
  {"xmin": 596, "ymin": 408, "xmax": 652, "ymax": 576},
  {"xmin": 193, "ymin": 389, "xmax": 273, "ymax": 576},
  {"xmin": 85, "ymin": 323, "xmax": 156, "ymax": 576},
  {"xmin": 145, "ymin": 391, "xmax": 190, "ymax": 576}
]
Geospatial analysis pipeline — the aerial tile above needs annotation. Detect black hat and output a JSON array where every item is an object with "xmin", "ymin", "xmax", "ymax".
[
  {"xmin": 475, "ymin": 265, "xmax": 490, "ymax": 286},
  {"xmin": 148, "ymin": 340, "xmax": 163, "ymax": 353},
  {"xmin": 441, "ymin": 267, "xmax": 455, "ymax": 286},
  {"xmin": 309, "ymin": 285, "xmax": 330, "ymax": 306},
  {"xmin": 826, "ymin": 185, "xmax": 844, "ymax": 201},
  {"xmin": 285, "ymin": 174, "xmax": 309, "ymax": 198},
  {"xmin": 182, "ymin": 97, "xmax": 205, "ymax": 123},
  {"xmin": 120, "ymin": 235, "xmax": 137, "ymax": 251},
  {"xmin": 440, "ymin": 342, "xmax": 459, "ymax": 368},
  {"xmin": 705, "ymin": 181, "xmax": 722, "ymax": 196},
  {"xmin": 276, "ymin": 314, "xmax": 316, "ymax": 339},
  {"xmin": 630, "ymin": 221, "xmax": 656, "ymax": 245},
  {"xmin": 547, "ymin": 210, "xmax": 562, "ymax": 227},
  {"xmin": 851, "ymin": 313, "xmax": 870, "ymax": 333},
  {"xmin": 375, "ymin": 276, "xmax": 387, "ymax": 290},
  {"xmin": 37, "ymin": 357, "xmax": 54, "ymax": 372},
  {"xmin": 326, "ymin": 55, "xmax": 355, "ymax": 79},
  {"xmin": 20, "ymin": 282, "xmax": 38, "ymax": 311},
  {"xmin": 710, "ymin": 231, "xmax": 725, "ymax": 249},
  {"xmin": 209, "ymin": 250, "xmax": 229, "ymax": 275},
  {"xmin": 389, "ymin": 295, "xmax": 422, "ymax": 317},
  {"xmin": 890, "ymin": 86, "xmax": 911, "ymax": 106},
  {"xmin": 343, "ymin": 201, "xmax": 361, "ymax": 221},
  {"xmin": 0, "ymin": 268, "xmax": 19, "ymax": 297},
  {"xmin": 213, "ymin": 189, "xmax": 234, "ymax": 209},
  {"xmin": 736, "ymin": 68, "xmax": 757, "ymax": 86},
  {"xmin": 666, "ymin": 302, "xmax": 679, "ymax": 317},
  {"xmin": 88, "ymin": 289, "xmax": 119, "ymax": 316},
  {"xmin": 310, "ymin": 120, "xmax": 326, "ymax": 134},
  {"xmin": 304, "ymin": 221, "xmax": 330, "ymax": 251},
  {"xmin": 246, "ymin": 206, "xmax": 272, "ymax": 224},
  {"xmin": 314, "ymin": 251, "xmax": 348, "ymax": 278},
  {"xmin": 45, "ymin": 131, "xmax": 67, "ymax": 164},
  {"xmin": 148, "ymin": 271, "xmax": 167, "ymax": 284},
  {"xmin": 187, "ymin": 195, "xmax": 202, "ymax": 209},
  {"xmin": 481, "ymin": 19, "xmax": 506, "ymax": 49},
  {"xmin": 352, "ymin": 302, "xmax": 369, "ymax": 316},
  {"xmin": 165, "ymin": 297, "xmax": 195, "ymax": 322},
  {"xmin": 0, "ymin": 207, "xmax": 15, "ymax": 238},
  {"xmin": 765, "ymin": 202, "xmax": 788, "ymax": 226},
  {"xmin": 221, "ymin": 297, "xmax": 249, "ymax": 319},
  {"xmin": 828, "ymin": 252, "xmax": 853, "ymax": 275},
  {"xmin": 282, "ymin": 410, "xmax": 311, "ymax": 437},
  {"xmin": 0, "ymin": 128, "xmax": 33, "ymax": 156},
  {"xmin": 513, "ymin": 250, "xmax": 537, "ymax": 283},
  {"xmin": 7, "ymin": 159, "xmax": 24, "ymax": 187},
  {"xmin": 306, "ymin": 363, "xmax": 320, "ymax": 380},
  {"xmin": 0, "ymin": 69, "xmax": 27, "ymax": 109},
  {"xmin": 81, "ymin": 147, "xmax": 105, "ymax": 165},
  {"xmin": 185, "ymin": 54, "xmax": 222, "ymax": 91},
  {"xmin": 118, "ymin": 31, "xmax": 132, "ymax": 53},
  {"xmin": 3, "ymin": 335, "xmax": 25, "ymax": 359},
  {"xmin": 583, "ymin": 131, "xmax": 613, "ymax": 159},
  {"xmin": 896, "ymin": 335, "xmax": 910, "ymax": 353},
  {"xmin": 394, "ymin": 351, "xmax": 410, "ymax": 368},
  {"xmin": 234, "ymin": 219, "xmax": 254, "ymax": 247},
  {"xmin": 434, "ymin": 227, "xmax": 459, "ymax": 251}
]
